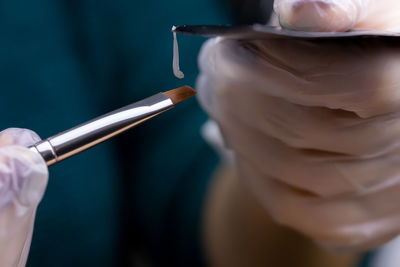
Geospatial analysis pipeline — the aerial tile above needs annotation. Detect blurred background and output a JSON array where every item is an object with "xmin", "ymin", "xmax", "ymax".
[{"xmin": 0, "ymin": 0, "xmax": 273, "ymax": 266}]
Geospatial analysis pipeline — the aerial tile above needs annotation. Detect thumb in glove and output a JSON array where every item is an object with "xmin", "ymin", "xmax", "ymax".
[{"xmin": 274, "ymin": 0, "xmax": 400, "ymax": 32}]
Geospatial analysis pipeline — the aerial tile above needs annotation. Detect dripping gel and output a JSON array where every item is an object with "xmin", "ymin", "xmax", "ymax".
[{"xmin": 172, "ymin": 26, "xmax": 184, "ymax": 79}]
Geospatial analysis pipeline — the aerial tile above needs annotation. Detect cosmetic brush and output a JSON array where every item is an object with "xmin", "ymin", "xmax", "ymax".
[{"xmin": 29, "ymin": 86, "xmax": 196, "ymax": 166}]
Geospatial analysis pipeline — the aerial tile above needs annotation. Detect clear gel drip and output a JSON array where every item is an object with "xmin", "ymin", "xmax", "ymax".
[{"xmin": 172, "ymin": 26, "xmax": 184, "ymax": 79}]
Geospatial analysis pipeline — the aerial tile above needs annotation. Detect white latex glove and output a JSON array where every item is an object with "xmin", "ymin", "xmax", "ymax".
[
  {"xmin": 197, "ymin": 0, "xmax": 400, "ymax": 251},
  {"xmin": 0, "ymin": 128, "xmax": 48, "ymax": 266},
  {"xmin": 275, "ymin": 0, "xmax": 400, "ymax": 32}
]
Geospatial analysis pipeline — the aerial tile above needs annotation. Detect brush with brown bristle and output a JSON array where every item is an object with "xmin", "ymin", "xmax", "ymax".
[{"xmin": 29, "ymin": 86, "xmax": 197, "ymax": 166}]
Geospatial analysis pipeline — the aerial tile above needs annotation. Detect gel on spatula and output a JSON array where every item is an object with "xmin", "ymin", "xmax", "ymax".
[{"xmin": 172, "ymin": 26, "xmax": 185, "ymax": 79}]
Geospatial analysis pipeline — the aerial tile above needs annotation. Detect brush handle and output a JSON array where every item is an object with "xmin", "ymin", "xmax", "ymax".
[{"xmin": 29, "ymin": 93, "xmax": 173, "ymax": 166}]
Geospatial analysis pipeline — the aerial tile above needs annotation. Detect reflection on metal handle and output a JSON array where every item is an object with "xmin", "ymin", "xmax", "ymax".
[{"xmin": 29, "ymin": 93, "xmax": 173, "ymax": 166}]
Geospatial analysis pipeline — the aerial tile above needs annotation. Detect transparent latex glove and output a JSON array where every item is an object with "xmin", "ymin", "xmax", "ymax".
[
  {"xmin": 274, "ymin": 0, "xmax": 400, "ymax": 32},
  {"xmin": 197, "ymin": 0, "xmax": 400, "ymax": 251},
  {"xmin": 0, "ymin": 128, "xmax": 48, "ymax": 266}
]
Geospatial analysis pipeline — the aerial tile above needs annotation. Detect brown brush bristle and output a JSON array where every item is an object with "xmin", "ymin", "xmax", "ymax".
[{"xmin": 164, "ymin": 86, "xmax": 196, "ymax": 105}]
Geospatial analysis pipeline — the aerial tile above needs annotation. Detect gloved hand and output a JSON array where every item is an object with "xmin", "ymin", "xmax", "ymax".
[
  {"xmin": 197, "ymin": 0, "xmax": 400, "ymax": 251},
  {"xmin": 0, "ymin": 128, "xmax": 48, "ymax": 266}
]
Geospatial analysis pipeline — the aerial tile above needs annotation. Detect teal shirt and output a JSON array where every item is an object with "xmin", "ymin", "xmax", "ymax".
[{"xmin": 0, "ymin": 1, "xmax": 230, "ymax": 266}]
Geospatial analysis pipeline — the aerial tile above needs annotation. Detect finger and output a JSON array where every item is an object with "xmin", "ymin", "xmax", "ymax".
[
  {"xmin": 216, "ymin": 80, "xmax": 400, "ymax": 157},
  {"xmin": 199, "ymin": 38, "xmax": 400, "ymax": 118},
  {"xmin": 237, "ymin": 158, "xmax": 400, "ymax": 250},
  {"xmin": 274, "ymin": 0, "xmax": 400, "ymax": 32},
  {"xmin": 0, "ymin": 144, "xmax": 48, "ymax": 267},
  {"xmin": 0, "ymin": 128, "xmax": 41, "ymax": 147},
  {"xmin": 218, "ymin": 105, "xmax": 400, "ymax": 197},
  {"xmin": 0, "ymin": 129, "xmax": 47, "ymax": 208},
  {"xmin": 0, "ymin": 146, "xmax": 48, "ymax": 208},
  {"xmin": 274, "ymin": 0, "xmax": 369, "ymax": 32}
]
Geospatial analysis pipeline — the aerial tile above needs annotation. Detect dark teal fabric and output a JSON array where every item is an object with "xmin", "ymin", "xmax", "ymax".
[
  {"xmin": 358, "ymin": 251, "xmax": 376, "ymax": 267},
  {"xmin": 0, "ymin": 1, "xmax": 230, "ymax": 266}
]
